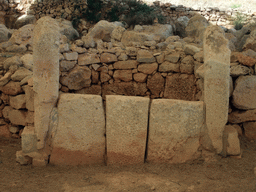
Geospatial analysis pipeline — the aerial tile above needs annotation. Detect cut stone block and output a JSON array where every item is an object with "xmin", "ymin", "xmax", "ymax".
[
  {"xmin": 50, "ymin": 94, "xmax": 105, "ymax": 165},
  {"xmin": 106, "ymin": 95, "xmax": 149, "ymax": 165},
  {"xmin": 147, "ymin": 99, "xmax": 204, "ymax": 164}
]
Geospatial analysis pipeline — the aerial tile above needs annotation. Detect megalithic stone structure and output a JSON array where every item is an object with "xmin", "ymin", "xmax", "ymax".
[
  {"xmin": 33, "ymin": 16, "xmax": 60, "ymax": 150},
  {"xmin": 203, "ymin": 25, "xmax": 230, "ymax": 154}
]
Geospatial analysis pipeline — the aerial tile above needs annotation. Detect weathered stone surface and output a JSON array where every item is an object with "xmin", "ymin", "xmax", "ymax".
[
  {"xmin": 91, "ymin": 69, "xmax": 99, "ymax": 84},
  {"xmin": 3, "ymin": 55, "xmax": 22, "ymax": 70},
  {"xmin": 75, "ymin": 85, "xmax": 101, "ymax": 95},
  {"xmin": 174, "ymin": 16, "xmax": 189, "ymax": 38},
  {"xmin": 51, "ymin": 94, "xmax": 105, "ymax": 165},
  {"xmin": 23, "ymin": 85, "xmax": 34, "ymax": 111},
  {"xmin": 11, "ymin": 67, "xmax": 33, "ymax": 81},
  {"xmin": 236, "ymin": 53, "xmax": 256, "ymax": 67},
  {"xmin": 106, "ymin": 95, "xmax": 149, "ymax": 165},
  {"xmin": 1, "ymin": 81, "xmax": 23, "ymax": 96},
  {"xmin": 243, "ymin": 29, "xmax": 256, "ymax": 52},
  {"xmin": 194, "ymin": 51, "xmax": 204, "ymax": 63},
  {"xmin": 137, "ymin": 50, "xmax": 156, "ymax": 63},
  {"xmin": 14, "ymin": 15, "xmax": 36, "ymax": 29},
  {"xmin": 0, "ymin": 125, "xmax": 10, "ymax": 138},
  {"xmin": 111, "ymin": 26, "xmax": 126, "ymax": 41},
  {"xmin": 203, "ymin": 25, "xmax": 231, "ymax": 154},
  {"xmin": 8, "ymin": 24, "xmax": 34, "ymax": 46},
  {"xmin": 100, "ymin": 72, "xmax": 111, "ymax": 83},
  {"xmin": 78, "ymin": 53, "xmax": 100, "ymax": 65},
  {"xmin": 21, "ymin": 126, "xmax": 37, "ymax": 154},
  {"xmin": 147, "ymin": 73, "xmax": 165, "ymax": 98},
  {"xmin": 223, "ymin": 125, "xmax": 241, "ymax": 156},
  {"xmin": 2, "ymin": 106, "xmax": 26, "ymax": 126},
  {"xmin": 230, "ymin": 65, "xmax": 250, "ymax": 76},
  {"xmin": 33, "ymin": 16, "xmax": 60, "ymax": 149},
  {"xmin": 184, "ymin": 44, "xmax": 201, "ymax": 56},
  {"xmin": 121, "ymin": 31, "xmax": 151, "ymax": 46},
  {"xmin": 165, "ymin": 53, "xmax": 180, "ymax": 63},
  {"xmin": 60, "ymin": 66, "xmax": 91, "ymax": 90},
  {"xmin": 232, "ymin": 76, "xmax": 256, "ymax": 110},
  {"xmin": 114, "ymin": 60, "xmax": 138, "ymax": 70},
  {"xmin": 100, "ymin": 53, "xmax": 117, "ymax": 63},
  {"xmin": 20, "ymin": 54, "xmax": 33, "ymax": 71},
  {"xmin": 26, "ymin": 111, "xmax": 34, "ymax": 124},
  {"xmin": 10, "ymin": 94, "xmax": 26, "ymax": 109},
  {"xmin": 133, "ymin": 73, "xmax": 147, "ymax": 83},
  {"xmin": 204, "ymin": 25, "xmax": 231, "ymax": 65},
  {"xmin": 186, "ymin": 14, "xmax": 209, "ymax": 42},
  {"xmin": 63, "ymin": 52, "xmax": 78, "ymax": 61},
  {"xmin": 6, "ymin": 44, "xmax": 27, "ymax": 52},
  {"xmin": 164, "ymin": 74, "xmax": 196, "ymax": 101},
  {"xmin": 159, "ymin": 61, "xmax": 179, "ymax": 73},
  {"xmin": 0, "ymin": 24, "xmax": 11, "ymax": 43},
  {"xmin": 138, "ymin": 63, "xmax": 158, "ymax": 74},
  {"xmin": 147, "ymin": 99, "xmax": 204, "ymax": 163},
  {"xmin": 60, "ymin": 60, "xmax": 76, "ymax": 72},
  {"xmin": 102, "ymin": 82, "xmax": 147, "ymax": 98},
  {"xmin": 113, "ymin": 70, "xmax": 133, "ymax": 82},
  {"xmin": 56, "ymin": 19, "xmax": 79, "ymax": 40},
  {"xmin": 180, "ymin": 55, "xmax": 194, "ymax": 74},
  {"xmin": 229, "ymin": 109, "xmax": 256, "ymax": 123},
  {"xmin": 243, "ymin": 122, "xmax": 256, "ymax": 140}
]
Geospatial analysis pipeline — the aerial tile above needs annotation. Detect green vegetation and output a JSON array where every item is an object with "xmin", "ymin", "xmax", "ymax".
[
  {"xmin": 230, "ymin": 4, "xmax": 241, "ymax": 9},
  {"xmin": 71, "ymin": 0, "xmax": 166, "ymax": 30},
  {"xmin": 233, "ymin": 12, "xmax": 247, "ymax": 30}
]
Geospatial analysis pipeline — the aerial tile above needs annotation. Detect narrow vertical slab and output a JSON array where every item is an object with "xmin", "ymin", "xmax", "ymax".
[
  {"xmin": 147, "ymin": 99, "xmax": 204, "ymax": 164},
  {"xmin": 50, "ymin": 94, "xmax": 105, "ymax": 165},
  {"xmin": 106, "ymin": 95, "xmax": 149, "ymax": 165},
  {"xmin": 33, "ymin": 16, "xmax": 60, "ymax": 149},
  {"xmin": 203, "ymin": 25, "xmax": 231, "ymax": 154}
]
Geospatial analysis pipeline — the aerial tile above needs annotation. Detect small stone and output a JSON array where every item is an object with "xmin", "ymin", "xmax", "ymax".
[
  {"xmin": 100, "ymin": 53, "xmax": 117, "ymax": 63},
  {"xmin": 133, "ymin": 73, "xmax": 147, "ymax": 83},
  {"xmin": 63, "ymin": 52, "xmax": 78, "ymax": 61},
  {"xmin": 113, "ymin": 70, "xmax": 133, "ymax": 82},
  {"xmin": 137, "ymin": 49, "xmax": 156, "ymax": 63},
  {"xmin": 138, "ymin": 63, "xmax": 158, "ymax": 74}
]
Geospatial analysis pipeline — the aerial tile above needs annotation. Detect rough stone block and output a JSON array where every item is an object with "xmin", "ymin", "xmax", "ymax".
[
  {"xmin": 23, "ymin": 85, "xmax": 34, "ymax": 111},
  {"xmin": 21, "ymin": 126, "xmax": 37, "ymax": 154},
  {"xmin": 106, "ymin": 95, "xmax": 149, "ymax": 165},
  {"xmin": 223, "ymin": 125, "xmax": 241, "ymax": 156},
  {"xmin": 50, "ymin": 94, "xmax": 105, "ymax": 165},
  {"xmin": 16, "ymin": 150, "xmax": 32, "ymax": 165},
  {"xmin": 0, "ymin": 125, "xmax": 10, "ymax": 138},
  {"xmin": 147, "ymin": 99, "xmax": 204, "ymax": 163},
  {"xmin": 10, "ymin": 94, "xmax": 26, "ymax": 109}
]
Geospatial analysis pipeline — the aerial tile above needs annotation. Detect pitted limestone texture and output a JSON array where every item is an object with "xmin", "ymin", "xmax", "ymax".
[
  {"xmin": 106, "ymin": 95, "xmax": 150, "ymax": 165},
  {"xmin": 50, "ymin": 94, "xmax": 105, "ymax": 165},
  {"xmin": 147, "ymin": 99, "xmax": 204, "ymax": 164}
]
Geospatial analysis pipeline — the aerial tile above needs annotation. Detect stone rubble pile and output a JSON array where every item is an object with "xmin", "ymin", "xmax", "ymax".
[{"xmin": 0, "ymin": 14, "xmax": 256, "ymax": 165}]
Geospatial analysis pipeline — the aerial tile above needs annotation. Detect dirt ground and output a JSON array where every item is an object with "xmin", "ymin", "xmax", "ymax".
[{"xmin": 0, "ymin": 136, "xmax": 255, "ymax": 192}]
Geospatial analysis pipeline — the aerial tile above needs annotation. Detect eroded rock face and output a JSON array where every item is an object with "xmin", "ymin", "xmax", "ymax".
[
  {"xmin": 51, "ymin": 94, "xmax": 105, "ymax": 165},
  {"xmin": 60, "ymin": 66, "xmax": 91, "ymax": 90},
  {"xmin": 164, "ymin": 74, "xmax": 196, "ymax": 101},
  {"xmin": 106, "ymin": 95, "xmax": 149, "ymax": 165},
  {"xmin": 232, "ymin": 76, "xmax": 256, "ymax": 110},
  {"xmin": 147, "ymin": 99, "xmax": 204, "ymax": 164}
]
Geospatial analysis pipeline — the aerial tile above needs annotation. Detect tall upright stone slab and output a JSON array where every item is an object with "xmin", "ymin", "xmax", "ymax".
[
  {"xmin": 147, "ymin": 99, "xmax": 204, "ymax": 164},
  {"xmin": 50, "ymin": 94, "xmax": 105, "ymax": 165},
  {"xmin": 106, "ymin": 95, "xmax": 149, "ymax": 165},
  {"xmin": 203, "ymin": 25, "xmax": 231, "ymax": 153},
  {"xmin": 33, "ymin": 17, "xmax": 60, "ymax": 149}
]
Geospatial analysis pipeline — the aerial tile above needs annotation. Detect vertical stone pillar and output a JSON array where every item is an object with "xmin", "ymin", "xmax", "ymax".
[
  {"xmin": 203, "ymin": 25, "xmax": 230, "ymax": 153},
  {"xmin": 33, "ymin": 16, "xmax": 60, "ymax": 149}
]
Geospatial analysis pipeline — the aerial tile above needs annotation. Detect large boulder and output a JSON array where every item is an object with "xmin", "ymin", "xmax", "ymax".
[
  {"xmin": 8, "ymin": 24, "xmax": 34, "ymax": 46},
  {"xmin": 235, "ymin": 23, "xmax": 256, "ymax": 51},
  {"xmin": 121, "ymin": 24, "xmax": 173, "ymax": 46},
  {"xmin": 243, "ymin": 29, "xmax": 256, "ymax": 52},
  {"xmin": 14, "ymin": 15, "xmax": 36, "ymax": 29},
  {"xmin": 0, "ymin": 24, "xmax": 11, "ymax": 43},
  {"xmin": 185, "ymin": 14, "xmax": 210, "ymax": 42},
  {"xmin": 174, "ymin": 16, "xmax": 189, "ymax": 38},
  {"xmin": 82, "ymin": 20, "xmax": 123, "ymax": 47},
  {"xmin": 232, "ymin": 76, "xmax": 256, "ymax": 110},
  {"xmin": 56, "ymin": 18, "xmax": 79, "ymax": 40}
]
